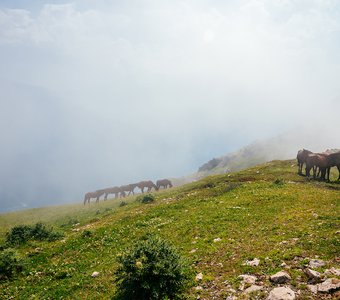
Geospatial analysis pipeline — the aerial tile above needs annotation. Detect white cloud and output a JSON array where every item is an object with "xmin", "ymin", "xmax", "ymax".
[{"xmin": 0, "ymin": 1, "xmax": 340, "ymax": 210}]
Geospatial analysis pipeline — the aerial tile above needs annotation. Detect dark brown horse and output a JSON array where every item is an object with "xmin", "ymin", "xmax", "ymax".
[
  {"xmin": 325, "ymin": 152, "xmax": 340, "ymax": 181},
  {"xmin": 305, "ymin": 154, "xmax": 328, "ymax": 179},
  {"xmin": 156, "ymin": 179, "xmax": 173, "ymax": 190},
  {"xmin": 137, "ymin": 180, "xmax": 158, "ymax": 193},
  {"xmin": 297, "ymin": 149, "xmax": 313, "ymax": 175},
  {"xmin": 84, "ymin": 190, "xmax": 106, "ymax": 205}
]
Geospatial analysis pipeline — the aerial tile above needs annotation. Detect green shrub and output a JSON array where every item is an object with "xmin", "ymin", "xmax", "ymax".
[
  {"xmin": 273, "ymin": 178, "xmax": 284, "ymax": 186},
  {"xmin": 81, "ymin": 230, "xmax": 93, "ymax": 238},
  {"xmin": 5, "ymin": 225, "xmax": 32, "ymax": 246},
  {"xmin": 114, "ymin": 234, "xmax": 191, "ymax": 300},
  {"xmin": 5, "ymin": 223, "xmax": 63, "ymax": 246},
  {"xmin": 119, "ymin": 201, "xmax": 127, "ymax": 207},
  {"xmin": 136, "ymin": 194, "xmax": 155, "ymax": 204},
  {"xmin": 0, "ymin": 249, "xmax": 24, "ymax": 280}
]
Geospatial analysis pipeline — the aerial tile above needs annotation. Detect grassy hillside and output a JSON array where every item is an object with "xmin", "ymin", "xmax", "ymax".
[{"xmin": 0, "ymin": 160, "xmax": 339, "ymax": 299}]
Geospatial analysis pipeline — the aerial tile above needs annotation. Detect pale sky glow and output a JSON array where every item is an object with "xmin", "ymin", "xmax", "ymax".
[{"xmin": 1, "ymin": 0, "xmax": 340, "ymax": 211}]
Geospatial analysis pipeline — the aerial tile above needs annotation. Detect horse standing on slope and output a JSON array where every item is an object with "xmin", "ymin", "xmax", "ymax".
[
  {"xmin": 84, "ymin": 190, "xmax": 106, "ymax": 205},
  {"xmin": 324, "ymin": 152, "xmax": 340, "ymax": 181},
  {"xmin": 120, "ymin": 183, "xmax": 138, "ymax": 196},
  {"xmin": 156, "ymin": 179, "xmax": 173, "ymax": 190},
  {"xmin": 103, "ymin": 186, "xmax": 122, "ymax": 200},
  {"xmin": 297, "ymin": 149, "xmax": 313, "ymax": 175},
  {"xmin": 305, "ymin": 153, "xmax": 328, "ymax": 179},
  {"xmin": 137, "ymin": 180, "xmax": 158, "ymax": 193}
]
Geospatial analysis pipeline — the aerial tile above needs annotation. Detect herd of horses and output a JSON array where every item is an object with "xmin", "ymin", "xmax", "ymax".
[
  {"xmin": 84, "ymin": 149, "xmax": 339, "ymax": 205},
  {"xmin": 297, "ymin": 148, "xmax": 340, "ymax": 181},
  {"xmin": 84, "ymin": 179, "xmax": 173, "ymax": 205}
]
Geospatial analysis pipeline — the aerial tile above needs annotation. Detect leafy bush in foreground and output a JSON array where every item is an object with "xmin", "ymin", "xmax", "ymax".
[
  {"xmin": 114, "ymin": 234, "xmax": 191, "ymax": 300},
  {"xmin": 0, "ymin": 249, "xmax": 24, "ymax": 280},
  {"xmin": 136, "ymin": 194, "xmax": 155, "ymax": 204},
  {"xmin": 6, "ymin": 222, "xmax": 63, "ymax": 246}
]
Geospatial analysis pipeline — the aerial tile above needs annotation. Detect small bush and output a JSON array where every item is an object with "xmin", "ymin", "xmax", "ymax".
[
  {"xmin": 114, "ymin": 234, "xmax": 191, "ymax": 300},
  {"xmin": 273, "ymin": 178, "xmax": 284, "ymax": 186},
  {"xmin": 5, "ymin": 225, "xmax": 32, "ymax": 246},
  {"xmin": 119, "ymin": 201, "xmax": 127, "ymax": 207},
  {"xmin": 136, "ymin": 194, "xmax": 155, "ymax": 204},
  {"xmin": 6, "ymin": 223, "xmax": 63, "ymax": 246},
  {"xmin": 81, "ymin": 230, "xmax": 93, "ymax": 238},
  {"xmin": 0, "ymin": 249, "xmax": 24, "ymax": 280}
]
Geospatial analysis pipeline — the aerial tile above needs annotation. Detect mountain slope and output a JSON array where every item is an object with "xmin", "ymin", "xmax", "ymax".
[
  {"xmin": 0, "ymin": 160, "xmax": 339, "ymax": 299},
  {"xmin": 195, "ymin": 130, "xmax": 340, "ymax": 179}
]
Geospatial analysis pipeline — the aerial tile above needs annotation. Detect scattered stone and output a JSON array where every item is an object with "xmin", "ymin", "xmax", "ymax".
[
  {"xmin": 324, "ymin": 267, "xmax": 340, "ymax": 277},
  {"xmin": 270, "ymin": 271, "xmax": 291, "ymax": 284},
  {"xmin": 213, "ymin": 237, "xmax": 222, "ymax": 243},
  {"xmin": 195, "ymin": 286, "xmax": 203, "ymax": 291},
  {"xmin": 189, "ymin": 249, "xmax": 197, "ymax": 253},
  {"xmin": 244, "ymin": 284, "xmax": 263, "ymax": 294},
  {"xmin": 307, "ymin": 284, "xmax": 318, "ymax": 294},
  {"xmin": 267, "ymin": 286, "xmax": 295, "ymax": 300},
  {"xmin": 91, "ymin": 271, "xmax": 100, "ymax": 278},
  {"xmin": 305, "ymin": 268, "xmax": 321, "ymax": 283},
  {"xmin": 336, "ymin": 231, "xmax": 340, "ymax": 235},
  {"xmin": 309, "ymin": 259, "xmax": 326, "ymax": 269},
  {"xmin": 244, "ymin": 258, "xmax": 260, "ymax": 266},
  {"xmin": 195, "ymin": 273, "xmax": 203, "ymax": 281},
  {"xmin": 238, "ymin": 274, "xmax": 257, "ymax": 284},
  {"xmin": 316, "ymin": 278, "xmax": 340, "ymax": 293},
  {"xmin": 280, "ymin": 240, "xmax": 288, "ymax": 245},
  {"xmin": 312, "ymin": 213, "xmax": 318, "ymax": 218}
]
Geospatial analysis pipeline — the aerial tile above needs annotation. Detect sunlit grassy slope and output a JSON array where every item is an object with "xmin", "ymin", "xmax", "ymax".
[{"xmin": 0, "ymin": 160, "xmax": 339, "ymax": 299}]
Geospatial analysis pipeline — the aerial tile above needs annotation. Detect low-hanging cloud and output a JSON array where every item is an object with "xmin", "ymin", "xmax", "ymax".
[{"xmin": 1, "ymin": 0, "xmax": 340, "ymax": 211}]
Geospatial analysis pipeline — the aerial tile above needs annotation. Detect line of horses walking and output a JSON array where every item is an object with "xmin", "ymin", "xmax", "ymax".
[
  {"xmin": 297, "ymin": 148, "xmax": 340, "ymax": 181},
  {"xmin": 84, "ymin": 179, "xmax": 173, "ymax": 205}
]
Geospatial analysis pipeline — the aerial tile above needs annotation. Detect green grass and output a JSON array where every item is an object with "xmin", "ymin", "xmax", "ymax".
[{"xmin": 0, "ymin": 159, "xmax": 339, "ymax": 299}]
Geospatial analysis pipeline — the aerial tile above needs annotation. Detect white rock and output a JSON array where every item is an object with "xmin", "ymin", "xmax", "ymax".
[
  {"xmin": 189, "ymin": 249, "xmax": 197, "ymax": 253},
  {"xmin": 244, "ymin": 258, "xmax": 260, "ymax": 266},
  {"xmin": 270, "ymin": 271, "xmax": 291, "ymax": 284},
  {"xmin": 267, "ymin": 287, "xmax": 296, "ymax": 300},
  {"xmin": 324, "ymin": 267, "xmax": 340, "ymax": 277},
  {"xmin": 91, "ymin": 271, "xmax": 100, "ymax": 278},
  {"xmin": 309, "ymin": 259, "xmax": 325, "ymax": 269},
  {"xmin": 195, "ymin": 286, "xmax": 203, "ymax": 291},
  {"xmin": 244, "ymin": 285, "xmax": 263, "ymax": 294},
  {"xmin": 195, "ymin": 272, "xmax": 203, "ymax": 281},
  {"xmin": 305, "ymin": 268, "xmax": 321, "ymax": 283},
  {"xmin": 316, "ymin": 278, "xmax": 340, "ymax": 293},
  {"xmin": 238, "ymin": 274, "xmax": 257, "ymax": 284},
  {"xmin": 213, "ymin": 237, "xmax": 222, "ymax": 243},
  {"xmin": 306, "ymin": 284, "xmax": 318, "ymax": 294}
]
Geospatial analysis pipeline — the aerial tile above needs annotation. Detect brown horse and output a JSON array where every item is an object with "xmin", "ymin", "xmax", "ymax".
[
  {"xmin": 297, "ymin": 149, "xmax": 313, "ymax": 175},
  {"xmin": 305, "ymin": 154, "xmax": 328, "ymax": 179},
  {"xmin": 325, "ymin": 152, "xmax": 340, "ymax": 181},
  {"xmin": 137, "ymin": 180, "xmax": 158, "ymax": 193},
  {"xmin": 120, "ymin": 183, "xmax": 138, "ymax": 196},
  {"xmin": 156, "ymin": 179, "xmax": 173, "ymax": 190},
  {"xmin": 84, "ymin": 190, "xmax": 106, "ymax": 205},
  {"xmin": 103, "ymin": 186, "xmax": 122, "ymax": 200}
]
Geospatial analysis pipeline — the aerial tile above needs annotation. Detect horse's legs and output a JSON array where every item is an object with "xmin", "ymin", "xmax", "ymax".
[
  {"xmin": 306, "ymin": 165, "xmax": 310, "ymax": 178},
  {"xmin": 326, "ymin": 167, "xmax": 330, "ymax": 182}
]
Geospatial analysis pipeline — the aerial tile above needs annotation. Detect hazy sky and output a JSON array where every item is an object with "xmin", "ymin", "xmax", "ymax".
[{"xmin": 1, "ymin": 0, "xmax": 340, "ymax": 211}]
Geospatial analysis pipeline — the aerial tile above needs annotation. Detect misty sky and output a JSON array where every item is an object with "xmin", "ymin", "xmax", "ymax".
[{"xmin": 1, "ymin": 0, "xmax": 340, "ymax": 211}]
